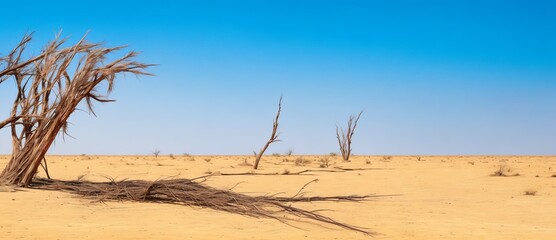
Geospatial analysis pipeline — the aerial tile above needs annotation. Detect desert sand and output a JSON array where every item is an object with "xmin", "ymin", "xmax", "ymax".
[{"xmin": 0, "ymin": 155, "xmax": 555, "ymax": 239}]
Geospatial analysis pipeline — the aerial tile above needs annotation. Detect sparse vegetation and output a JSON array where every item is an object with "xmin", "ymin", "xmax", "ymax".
[
  {"xmin": 382, "ymin": 156, "xmax": 392, "ymax": 161},
  {"xmin": 0, "ymin": 32, "xmax": 385, "ymax": 236}
]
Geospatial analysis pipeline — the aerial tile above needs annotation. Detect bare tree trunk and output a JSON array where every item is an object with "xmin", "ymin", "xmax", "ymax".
[
  {"xmin": 0, "ymin": 33, "xmax": 151, "ymax": 186},
  {"xmin": 336, "ymin": 111, "xmax": 363, "ymax": 162},
  {"xmin": 253, "ymin": 96, "xmax": 282, "ymax": 169}
]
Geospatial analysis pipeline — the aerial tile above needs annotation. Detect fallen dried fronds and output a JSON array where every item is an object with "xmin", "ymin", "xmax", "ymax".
[{"xmin": 30, "ymin": 177, "xmax": 386, "ymax": 235}]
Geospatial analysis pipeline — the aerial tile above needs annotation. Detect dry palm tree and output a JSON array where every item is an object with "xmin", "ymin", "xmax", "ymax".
[{"xmin": 0, "ymin": 33, "xmax": 152, "ymax": 186}]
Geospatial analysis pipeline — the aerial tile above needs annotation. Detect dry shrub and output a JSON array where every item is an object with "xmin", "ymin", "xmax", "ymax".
[
  {"xmin": 319, "ymin": 156, "xmax": 331, "ymax": 168},
  {"xmin": 294, "ymin": 157, "xmax": 311, "ymax": 166},
  {"xmin": 524, "ymin": 189, "xmax": 537, "ymax": 196},
  {"xmin": 491, "ymin": 164, "xmax": 520, "ymax": 177}
]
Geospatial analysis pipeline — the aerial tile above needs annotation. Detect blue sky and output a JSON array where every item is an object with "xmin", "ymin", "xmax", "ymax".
[{"xmin": 0, "ymin": 1, "xmax": 555, "ymax": 155}]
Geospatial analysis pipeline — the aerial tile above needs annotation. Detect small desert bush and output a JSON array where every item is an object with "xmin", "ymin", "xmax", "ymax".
[
  {"xmin": 524, "ymin": 189, "xmax": 537, "ymax": 196},
  {"xmin": 491, "ymin": 164, "xmax": 520, "ymax": 177},
  {"xmin": 294, "ymin": 157, "xmax": 311, "ymax": 166},
  {"xmin": 382, "ymin": 156, "xmax": 392, "ymax": 161},
  {"xmin": 319, "ymin": 157, "xmax": 331, "ymax": 168}
]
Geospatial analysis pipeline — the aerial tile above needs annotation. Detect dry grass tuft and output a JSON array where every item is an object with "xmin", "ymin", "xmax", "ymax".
[{"xmin": 524, "ymin": 189, "xmax": 537, "ymax": 196}]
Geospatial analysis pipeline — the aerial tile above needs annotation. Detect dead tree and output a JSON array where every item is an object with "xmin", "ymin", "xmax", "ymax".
[
  {"xmin": 153, "ymin": 149, "xmax": 161, "ymax": 158},
  {"xmin": 336, "ymin": 111, "xmax": 363, "ymax": 162},
  {"xmin": 253, "ymin": 96, "xmax": 282, "ymax": 169},
  {"xmin": 0, "ymin": 33, "xmax": 152, "ymax": 186}
]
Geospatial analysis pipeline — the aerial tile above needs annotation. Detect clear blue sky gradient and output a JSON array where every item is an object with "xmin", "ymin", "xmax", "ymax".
[{"xmin": 0, "ymin": 1, "xmax": 555, "ymax": 155}]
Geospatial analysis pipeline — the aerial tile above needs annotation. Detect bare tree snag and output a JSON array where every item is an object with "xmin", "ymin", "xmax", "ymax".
[
  {"xmin": 0, "ymin": 33, "xmax": 152, "ymax": 186},
  {"xmin": 253, "ymin": 96, "xmax": 282, "ymax": 169},
  {"xmin": 336, "ymin": 111, "xmax": 363, "ymax": 162}
]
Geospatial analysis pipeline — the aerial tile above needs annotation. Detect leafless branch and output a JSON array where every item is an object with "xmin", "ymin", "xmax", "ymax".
[{"xmin": 253, "ymin": 96, "xmax": 282, "ymax": 169}]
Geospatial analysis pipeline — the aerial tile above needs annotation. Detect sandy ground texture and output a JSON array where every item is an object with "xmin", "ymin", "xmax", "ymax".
[{"xmin": 1, "ymin": 155, "xmax": 555, "ymax": 239}]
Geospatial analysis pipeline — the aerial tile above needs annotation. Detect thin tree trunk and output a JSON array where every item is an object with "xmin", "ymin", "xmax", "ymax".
[{"xmin": 253, "ymin": 96, "xmax": 282, "ymax": 169}]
